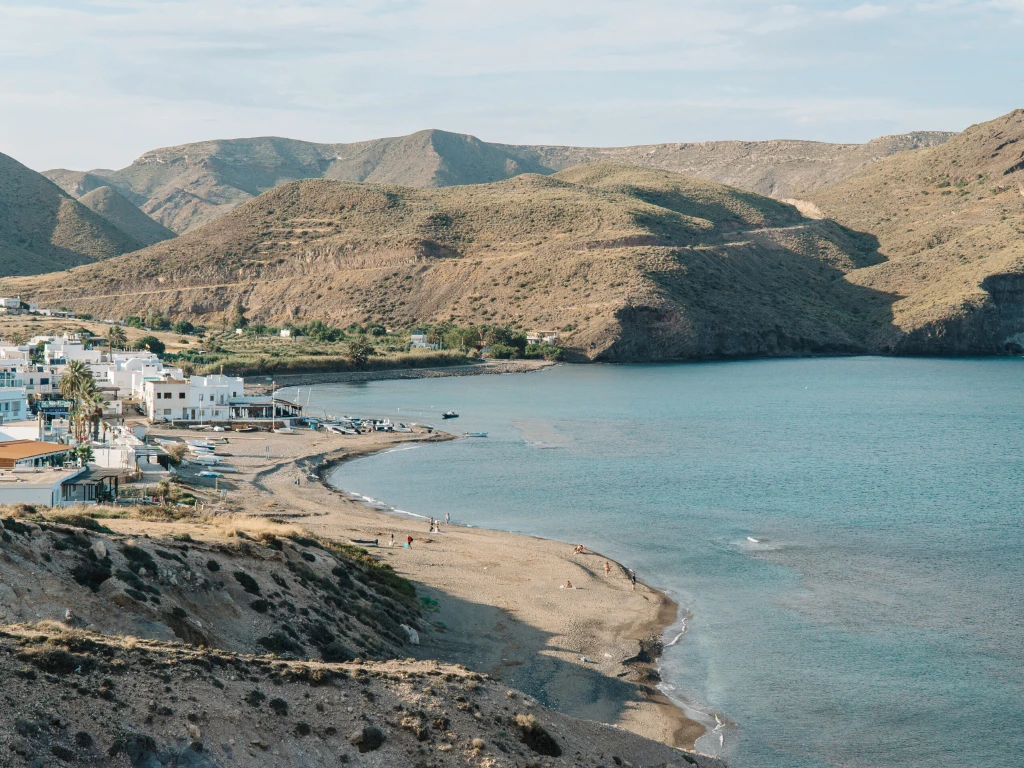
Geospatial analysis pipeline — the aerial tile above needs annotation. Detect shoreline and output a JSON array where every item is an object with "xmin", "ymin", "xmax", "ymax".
[
  {"xmin": 245, "ymin": 358, "xmax": 556, "ymax": 392},
  {"xmin": 168, "ymin": 426, "xmax": 710, "ymax": 752},
  {"xmin": 308, "ymin": 438, "xmax": 710, "ymax": 751}
]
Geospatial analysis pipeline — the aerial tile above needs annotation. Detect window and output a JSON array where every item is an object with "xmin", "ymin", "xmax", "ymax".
[
  {"xmin": 40, "ymin": 378, "xmax": 48, "ymax": 385},
  {"xmin": 179, "ymin": 392, "xmax": 186, "ymax": 399},
  {"xmin": 163, "ymin": 408, "xmax": 172, "ymax": 415}
]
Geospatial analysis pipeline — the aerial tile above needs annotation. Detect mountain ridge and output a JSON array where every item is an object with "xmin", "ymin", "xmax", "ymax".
[{"xmin": 44, "ymin": 127, "xmax": 955, "ymax": 234}]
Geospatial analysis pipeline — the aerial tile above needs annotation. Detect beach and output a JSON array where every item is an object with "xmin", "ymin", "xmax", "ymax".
[{"xmin": 164, "ymin": 426, "xmax": 707, "ymax": 751}]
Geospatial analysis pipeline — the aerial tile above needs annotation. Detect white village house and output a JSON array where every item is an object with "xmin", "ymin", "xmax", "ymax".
[
  {"xmin": 0, "ymin": 387, "xmax": 28, "ymax": 424},
  {"xmin": 144, "ymin": 374, "xmax": 302, "ymax": 425},
  {"xmin": 527, "ymin": 330, "xmax": 561, "ymax": 346},
  {"xmin": 410, "ymin": 330, "xmax": 438, "ymax": 350}
]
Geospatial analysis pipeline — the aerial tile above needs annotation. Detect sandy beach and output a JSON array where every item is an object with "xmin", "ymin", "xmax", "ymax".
[{"xmin": 156, "ymin": 426, "xmax": 706, "ymax": 752}]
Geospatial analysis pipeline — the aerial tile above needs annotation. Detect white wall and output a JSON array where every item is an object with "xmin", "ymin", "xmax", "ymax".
[{"xmin": 0, "ymin": 483, "xmax": 59, "ymax": 507}]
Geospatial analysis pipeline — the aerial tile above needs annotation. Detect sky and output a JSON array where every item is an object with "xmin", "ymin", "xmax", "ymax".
[{"xmin": 0, "ymin": 0, "xmax": 1021, "ymax": 171}]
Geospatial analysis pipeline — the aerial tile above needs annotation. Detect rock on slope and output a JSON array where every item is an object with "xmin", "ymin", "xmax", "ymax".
[
  {"xmin": 44, "ymin": 128, "xmax": 952, "ymax": 235},
  {"xmin": 77, "ymin": 186, "xmax": 177, "ymax": 247},
  {"xmin": 0, "ymin": 152, "xmax": 143, "ymax": 277},
  {"xmin": 11, "ymin": 163, "xmax": 892, "ymax": 361},
  {"xmin": 810, "ymin": 109, "xmax": 1024, "ymax": 354}
]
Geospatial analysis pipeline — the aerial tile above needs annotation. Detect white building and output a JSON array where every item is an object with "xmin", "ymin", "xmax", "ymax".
[
  {"xmin": 144, "ymin": 374, "xmax": 244, "ymax": 423},
  {"xmin": 0, "ymin": 419, "xmax": 45, "ymax": 443},
  {"xmin": 90, "ymin": 353, "xmax": 183, "ymax": 399},
  {"xmin": 0, "ymin": 346, "xmax": 30, "ymax": 361},
  {"xmin": 0, "ymin": 467, "xmax": 88, "ymax": 508},
  {"xmin": 410, "ymin": 330, "xmax": 438, "ymax": 349},
  {"xmin": 0, "ymin": 297, "xmax": 22, "ymax": 315},
  {"xmin": 527, "ymin": 331, "xmax": 561, "ymax": 346},
  {"xmin": 44, "ymin": 336, "xmax": 103, "ymax": 365},
  {"xmin": 0, "ymin": 388, "xmax": 28, "ymax": 423},
  {"xmin": 144, "ymin": 374, "xmax": 302, "ymax": 425},
  {"xmin": 20, "ymin": 365, "xmax": 61, "ymax": 397}
]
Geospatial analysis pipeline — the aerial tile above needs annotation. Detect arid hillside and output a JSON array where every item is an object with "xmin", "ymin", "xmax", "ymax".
[
  {"xmin": 810, "ymin": 109, "xmax": 1024, "ymax": 354},
  {"xmin": 10, "ymin": 163, "xmax": 893, "ymax": 361},
  {"xmin": 0, "ymin": 152, "xmax": 143, "ymax": 277},
  {"xmin": 78, "ymin": 186, "xmax": 177, "ymax": 247},
  {"xmin": 0, "ymin": 508, "xmax": 722, "ymax": 768},
  {"xmin": 44, "ymin": 128, "xmax": 952, "ymax": 234}
]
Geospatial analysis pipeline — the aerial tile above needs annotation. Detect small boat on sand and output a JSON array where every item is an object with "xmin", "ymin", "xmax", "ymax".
[{"xmin": 442, "ymin": 411, "xmax": 459, "ymax": 419}]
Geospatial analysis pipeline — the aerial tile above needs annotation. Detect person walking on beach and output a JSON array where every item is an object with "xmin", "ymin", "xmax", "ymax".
[
  {"xmin": 630, "ymin": 570, "xmax": 637, "ymax": 590},
  {"xmin": 429, "ymin": 517, "xmax": 435, "ymax": 532},
  {"xmin": 389, "ymin": 533, "xmax": 395, "ymax": 548},
  {"xmin": 406, "ymin": 535, "xmax": 413, "ymax": 548},
  {"xmin": 604, "ymin": 561, "xmax": 612, "ymax": 576},
  {"xmin": 445, "ymin": 512, "xmax": 450, "ymax": 526}
]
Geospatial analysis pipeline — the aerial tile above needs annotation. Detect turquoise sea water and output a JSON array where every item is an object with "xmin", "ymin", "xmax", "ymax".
[{"xmin": 283, "ymin": 358, "xmax": 1024, "ymax": 768}]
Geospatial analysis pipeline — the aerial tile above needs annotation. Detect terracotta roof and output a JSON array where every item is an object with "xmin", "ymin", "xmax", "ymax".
[{"xmin": 0, "ymin": 440, "xmax": 70, "ymax": 460}]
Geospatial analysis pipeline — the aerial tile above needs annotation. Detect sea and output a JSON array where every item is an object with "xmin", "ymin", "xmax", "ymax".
[{"xmin": 279, "ymin": 357, "xmax": 1024, "ymax": 768}]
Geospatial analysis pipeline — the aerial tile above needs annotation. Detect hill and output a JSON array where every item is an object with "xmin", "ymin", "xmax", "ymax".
[
  {"xmin": 513, "ymin": 130, "xmax": 953, "ymax": 198},
  {"xmin": 809, "ymin": 109, "xmax": 1024, "ymax": 354},
  {"xmin": 77, "ymin": 185, "xmax": 177, "ymax": 246},
  {"xmin": 0, "ymin": 151, "xmax": 143, "ymax": 277},
  {"xmin": 7, "ymin": 162, "xmax": 893, "ymax": 361},
  {"xmin": 44, "ymin": 128, "xmax": 953, "ymax": 234},
  {"xmin": 0, "ymin": 507, "xmax": 721, "ymax": 768}
]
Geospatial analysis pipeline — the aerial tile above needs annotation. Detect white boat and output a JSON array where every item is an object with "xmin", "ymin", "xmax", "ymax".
[
  {"xmin": 273, "ymin": 427, "xmax": 296, "ymax": 434},
  {"xmin": 212, "ymin": 426, "xmax": 226, "ymax": 432},
  {"xmin": 747, "ymin": 536, "xmax": 760, "ymax": 543},
  {"xmin": 188, "ymin": 424, "xmax": 212, "ymax": 431},
  {"xmin": 463, "ymin": 431, "xmax": 488, "ymax": 438},
  {"xmin": 192, "ymin": 454, "xmax": 224, "ymax": 465},
  {"xmin": 197, "ymin": 470, "xmax": 221, "ymax": 478}
]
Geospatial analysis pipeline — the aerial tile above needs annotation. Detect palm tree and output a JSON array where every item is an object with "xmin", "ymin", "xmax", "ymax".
[
  {"xmin": 83, "ymin": 388, "xmax": 105, "ymax": 442},
  {"xmin": 58, "ymin": 360, "xmax": 94, "ymax": 442},
  {"xmin": 107, "ymin": 325, "xmax": 127, "ymax": 351}
]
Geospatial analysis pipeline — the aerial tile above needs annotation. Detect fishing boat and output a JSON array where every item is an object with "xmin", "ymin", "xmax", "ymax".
[
  {"xmin": 463, "ymin": 431, "xmax": 488, "ymax": 438},
  {"xmin": 273, "ymin": 427, "xmax": 296, "ymax": 434},
  {"xmin": 442, "ymin": 411, "xmax": 459, "ymax": 419}
]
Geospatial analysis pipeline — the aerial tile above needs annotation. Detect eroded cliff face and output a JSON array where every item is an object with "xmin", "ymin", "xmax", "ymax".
[{"xmin": 893, "ymin": 272, "xmax": 1024, "ymax": 356}]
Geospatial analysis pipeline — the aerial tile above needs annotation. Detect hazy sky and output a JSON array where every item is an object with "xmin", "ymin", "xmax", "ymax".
[{"xmin": 0, "ymin": 0, "xmax": 1021, "ymax": 171}]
